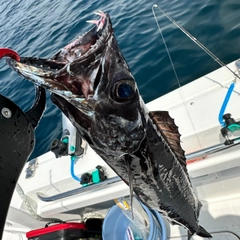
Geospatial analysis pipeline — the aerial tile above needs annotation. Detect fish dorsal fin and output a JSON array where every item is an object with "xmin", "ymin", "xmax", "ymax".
[{"xmin": 149, "ymin": 111, "xmax": 186, "ymax": 168}]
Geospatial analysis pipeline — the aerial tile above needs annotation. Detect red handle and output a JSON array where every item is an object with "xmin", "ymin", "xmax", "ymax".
[{"xmin": 0, "ymin": 48, "xmax": 20, "ymax": 61}]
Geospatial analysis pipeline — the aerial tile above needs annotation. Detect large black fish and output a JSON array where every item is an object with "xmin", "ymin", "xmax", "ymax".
[{"xmin": 8, "ymin": 11, "xmax": 211, "ymax": 238}]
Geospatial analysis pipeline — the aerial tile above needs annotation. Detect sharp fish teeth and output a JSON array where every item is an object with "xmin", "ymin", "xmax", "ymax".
[
  {"xmin": 93, "ymin": 11, "xmax": 102, "ymax": 16},
  {"xmin": 67, "ymin": 64, "xmax": 74, "ymax": 76},
  {"xmin": 97, "ymin": 9, "xmax": 104, "ymax": 14},
  {"xmin": 87, "ymin": 10, "xmax": 106, "ymax": 31},
  {"xmin": 86, "ymin": 20, "xmax": 99, "ymax": 25},
  {"xmin": 93, "ymin": 10, "xmax": 105, "ymax": 17},
  {"xmin": 97, "ymin": 23, "xmax": 103, "ymax": 32}
]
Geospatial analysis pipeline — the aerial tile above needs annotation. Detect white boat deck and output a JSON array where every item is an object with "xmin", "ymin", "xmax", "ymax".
[{"xmin": 4, "ymin": 60, "xmax": 240, "ymax": 239}]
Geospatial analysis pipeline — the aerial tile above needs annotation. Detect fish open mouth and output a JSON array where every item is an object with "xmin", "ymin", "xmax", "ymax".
[{"xmin": 7, "ymin": 10, "xmax": 113, "ymax": 99}]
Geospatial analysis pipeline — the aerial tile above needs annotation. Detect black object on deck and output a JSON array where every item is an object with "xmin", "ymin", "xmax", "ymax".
[{"xmin": 0, "ymin": 86, "xmax": 46, "ymax": 239}]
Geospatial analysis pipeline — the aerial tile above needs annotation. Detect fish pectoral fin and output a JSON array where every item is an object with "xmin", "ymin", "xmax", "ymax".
[{"xmin": 149, "ymin": 111, "xmax": 186, "ymax": 169}]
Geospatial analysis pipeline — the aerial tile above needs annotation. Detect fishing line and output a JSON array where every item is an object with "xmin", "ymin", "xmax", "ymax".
[
  {"xmin": 152, "ymin": 4, "xmax": 203, "ymax": 149},
  {"xmin": 151, "ymin": 6, "xmax": 180, "ymax": 88},
  {"xmin": 152, "ymin": 4, "xmax": 240, "ymax": 81},
  {"xmin": 152, "ymin": 4, "xmax": 240, "ymax": 140}
]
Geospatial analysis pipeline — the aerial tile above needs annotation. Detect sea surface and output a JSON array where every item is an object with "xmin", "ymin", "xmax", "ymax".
[{"xmin": 1, "ymin": 0, "xmax": 240, "ymax": 159}]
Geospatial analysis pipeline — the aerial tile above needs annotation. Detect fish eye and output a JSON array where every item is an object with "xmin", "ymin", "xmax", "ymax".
[{"xmin": 114, "ymin": 81, "xmax": 135, "ymax": 101}]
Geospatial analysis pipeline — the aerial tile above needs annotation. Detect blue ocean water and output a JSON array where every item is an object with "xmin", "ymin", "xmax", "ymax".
[{"xmin": 1, "ymin": 0, "xmax": 240, "ymax": 159}]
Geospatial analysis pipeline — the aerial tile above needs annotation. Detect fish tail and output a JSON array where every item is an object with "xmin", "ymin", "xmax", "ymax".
[{"xmin": 197, "ymin": 225, "xmax": 212, "ymax": 238}]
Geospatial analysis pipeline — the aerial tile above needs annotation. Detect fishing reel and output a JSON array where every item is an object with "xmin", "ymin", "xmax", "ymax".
[{"xmin": 220, "ymin": 113, "xmax": 240, "ymax": 145}]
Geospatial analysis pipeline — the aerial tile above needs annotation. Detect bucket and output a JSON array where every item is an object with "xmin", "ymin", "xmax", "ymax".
[{"xmin": 102, "ymin": 204, "xmax": 167, "ymax": 240}]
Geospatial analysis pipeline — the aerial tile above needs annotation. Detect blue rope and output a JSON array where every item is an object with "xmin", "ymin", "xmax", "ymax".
[
  {"xmin": 70, "ymin": 156, "xmax": 81, "ymax": 182},
  {"xmin": 218, "ymin": 82, "xmax": 235, "ymax": 126}
]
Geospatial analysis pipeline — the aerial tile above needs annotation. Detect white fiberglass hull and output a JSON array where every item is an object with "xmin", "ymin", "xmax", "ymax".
[{"xmin": 4, "ymin": 59, "xmax": 240, "ymax": 239}]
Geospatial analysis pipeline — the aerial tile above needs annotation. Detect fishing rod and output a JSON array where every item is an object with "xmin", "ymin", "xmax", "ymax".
[
  {"xmin": 152, "ymin": 4, "xmax": 240, "ymax": 142},
  {"xmin": 152, "ymin": 4, "xmax": 240, "ymax": 81}
]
